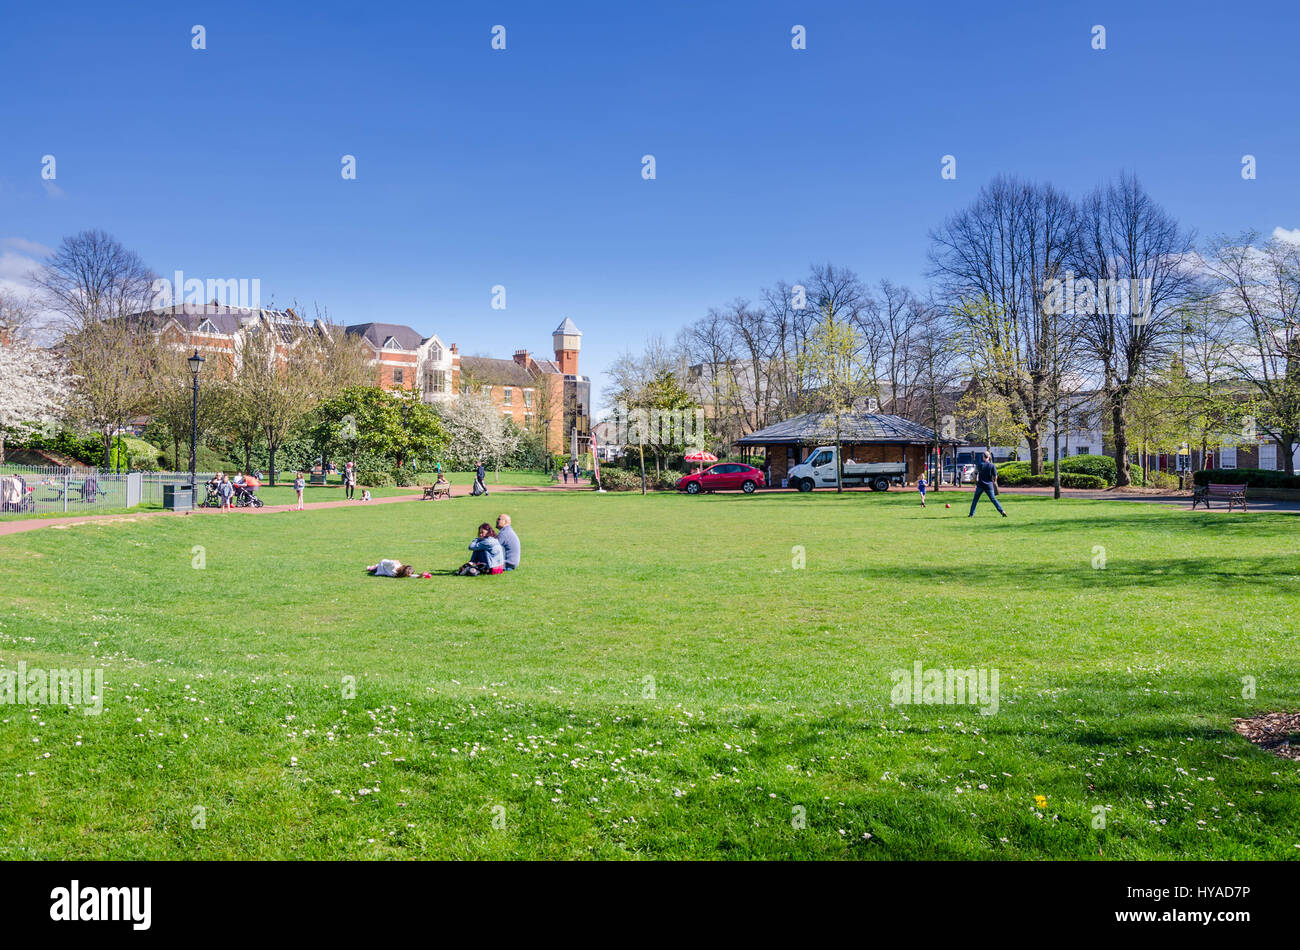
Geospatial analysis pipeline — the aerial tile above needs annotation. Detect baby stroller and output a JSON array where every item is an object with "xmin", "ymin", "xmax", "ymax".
[
  {"xmin": 0, "ymin": 474, "xmax": 35, "ymax": 513},
  {"xmin": 202, "ymin": 477, "xmax": 223, "ymax": 508},
  {"xmin": 232, "ymin": 481, "xmax": 264, "ymax": 508}
]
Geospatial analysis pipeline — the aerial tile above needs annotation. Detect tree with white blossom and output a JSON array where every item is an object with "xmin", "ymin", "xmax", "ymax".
[
  {"xmin": 0, "ymin": 322, "xmax": 70, "ymax": 463},
  {"xmin": 438, "ymin": 391, "xmax": 520, "ymax": 476}
]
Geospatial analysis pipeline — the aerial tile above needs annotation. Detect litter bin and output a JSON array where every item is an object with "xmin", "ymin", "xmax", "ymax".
[{"xmin": 163, "ymin": 484, "xmax": 194, "ymax": 511}]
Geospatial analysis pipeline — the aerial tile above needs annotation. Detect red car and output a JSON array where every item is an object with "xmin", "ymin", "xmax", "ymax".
[{"xmin": 676, "ymin": 463, "xmax": 766, "ymax": 494}]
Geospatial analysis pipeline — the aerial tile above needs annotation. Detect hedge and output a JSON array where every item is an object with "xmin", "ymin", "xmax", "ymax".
[
  {"xmin": 1192, "ymin": 468, "xmax": 1300, "ymax": 490},
  {"xmin": 590, "ymin": 468, "xmax": 680, "ymax": 492},
  {"xmin": 995, "ymin": 454, "xmax": 1118, "ymax": 486},
  {"xmin": 998, "ymin": 473, "xmax": 1107, "ymax": 490}
]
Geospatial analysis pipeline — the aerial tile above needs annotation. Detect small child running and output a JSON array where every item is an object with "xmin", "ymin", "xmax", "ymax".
[{"xmin": 917, "ymin": 473, "xmax": 928, "ymax": 507}]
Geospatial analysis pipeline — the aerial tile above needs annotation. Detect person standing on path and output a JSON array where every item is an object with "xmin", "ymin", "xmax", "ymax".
[
  {"xmin": 968, "ymin": 453, "xmax": 1006, "ymax": 517},
  {"xmin": 474, "ymin": 462, "xmax": 489, "ymax": 496}
]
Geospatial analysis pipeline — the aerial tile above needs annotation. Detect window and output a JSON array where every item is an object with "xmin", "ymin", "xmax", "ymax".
[
  {"xmin": 1075, "ymin": 446, "xmax": 1090, "ymax": 456},
  {"xmin": 1220, "ymin": 446, "xmax": 1237, "ymax": 469},
  {"xmin": 430, "ymin": 344, "xmax": 442, "ymax": 361},
  {"xmin": 503, "ymin": 388, "xmax": 512, "ymax": 405},
  {"xmin": 524, "ymin": 389, "xmax": 533, "ymax": 406},
  {"xmin": 1260, "ymin": 444, "xmax": 1277, "ymax": 470},
  {"xmin": 393, "ymin": 368, "xmax": 404, "ymax": 386},
  {"xmin": 809, "ymin": 451, "xmax": 833, "ymax": 467}
]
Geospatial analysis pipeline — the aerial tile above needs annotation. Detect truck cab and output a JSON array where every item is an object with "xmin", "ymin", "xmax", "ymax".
[{"xmin": 787, "ymin": 446, "xmax": 907, "ymax": 492}]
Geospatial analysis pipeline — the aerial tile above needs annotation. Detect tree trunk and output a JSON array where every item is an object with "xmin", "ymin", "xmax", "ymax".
[
  {"xmin": 638, "ymin": 442, "xmax": 647, "ymax": 495},
  {"xmin": 1052, "ymin": 407, "xmax": 1061, "ymax": 500},
  {"xmin": 268, "ymin": 444, "xmax": 277, "ymax": 486},
  {"xmin": 102, "ymin": 430, "xmax": 113, "ymax": 469},
  {"xmin": 1285, "ymin": 436, "xmax": 1297, "ymax": 476},
  {"xmin": 1027, "ymin": 434, "xmax": 1042, "ymax": 475},
  {"xmin": 1112, "ymin": 400, "xmax": 1131, "ymax": 487}
]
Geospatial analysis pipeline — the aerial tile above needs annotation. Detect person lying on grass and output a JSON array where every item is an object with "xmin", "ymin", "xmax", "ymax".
[
  {"xmin": 459, "ymin": 523, "xmax": 505, "ymax": 576},
  {"xmin": 366, "ymin": 559, "xmax": 431, "ymax": 578}
]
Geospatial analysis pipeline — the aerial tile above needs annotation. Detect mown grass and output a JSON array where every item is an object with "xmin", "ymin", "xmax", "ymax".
[{"xmin": 0, "ymin": 489, "xmax": 1296, "ymax": 859}]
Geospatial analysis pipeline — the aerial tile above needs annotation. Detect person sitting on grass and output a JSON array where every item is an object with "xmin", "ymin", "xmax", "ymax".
[
  {"xmin": 496, "ymin": 513, "xmax": 521, "ymax": 570},
  {"xmin": 367, "ymin": 559, "xmax": 416, "ymax": 577},
  {"xmin": 459, "ymin": 523, "xmax": 505, "ymax": 575}
]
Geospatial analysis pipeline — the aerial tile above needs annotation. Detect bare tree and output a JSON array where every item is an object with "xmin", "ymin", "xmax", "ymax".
[
  {"xmin": 1201, "ymin": 232, "xmax": 1300, "ymax": 473},
  {"xmin": 930, "ymin": 177, "xmax": 1080, "ymax": 474},
  {"xmin": 34, "ymin": 230, "xmax": 160, "ymax": 467},
  {"xmin": 1073, "ymin": 173, "xmax": 1195, "ymax": 485}
]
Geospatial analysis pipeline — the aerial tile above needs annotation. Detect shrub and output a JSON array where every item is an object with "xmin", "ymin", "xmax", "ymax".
[
  {"xmin": 592, "ymin": 468, "xmax": 641, "ymax": 491},
  {"xmin": 1192, "ymin": 468, "xmax": 1300, "ymax": 490},
  {"xmin": 1058, "ymin": 454, "xmax": 1117, "ymax": 483},
  {"xmin": 998, "ymin": 472, "xmax": 1107, "ymax": 489}
]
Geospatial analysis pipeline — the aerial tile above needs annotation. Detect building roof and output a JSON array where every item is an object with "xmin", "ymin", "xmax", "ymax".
[
  {"xmin": 736, "ymin": 412, "xmax": 960, "ymax": 446},
  {"xmin": 459, "ymin": 355, "xmax": 536, "ymax": 388},
  {"xmin": 346, "ymin": 322, "xmax": 426, "ymax": 351},
  {"xmin": 553, "ymin": 317, "xmax": 581, "ymax": 336}
]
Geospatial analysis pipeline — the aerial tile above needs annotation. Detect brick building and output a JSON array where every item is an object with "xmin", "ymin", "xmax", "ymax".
[
  {"xmin": 345, "ymin": 316, "xmax": 590, "ymax": 456},
  {"xmin": 111, "ymin": 304, "xmax": 590, "ymax": 456}
]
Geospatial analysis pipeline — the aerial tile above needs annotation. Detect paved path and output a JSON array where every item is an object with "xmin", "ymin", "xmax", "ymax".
[{"xmin": 0, "ymin": 480, "xmax": 587, "ymax": 538}]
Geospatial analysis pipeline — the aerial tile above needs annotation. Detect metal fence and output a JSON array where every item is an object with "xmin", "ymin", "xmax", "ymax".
[{"xmin": 0, "ymin": 465, "xmax": 215, "ymax": 518}]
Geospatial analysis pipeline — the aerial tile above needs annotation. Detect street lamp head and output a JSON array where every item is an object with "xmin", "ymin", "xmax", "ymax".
[{"xmin": 188, "ymin": 350, "xmax": 205, "ymax": 378}]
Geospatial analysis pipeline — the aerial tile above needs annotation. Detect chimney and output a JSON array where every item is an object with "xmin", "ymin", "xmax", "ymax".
[{"xmin": 513, "ymin": 349, "xmax": 530, "ymax": 368}]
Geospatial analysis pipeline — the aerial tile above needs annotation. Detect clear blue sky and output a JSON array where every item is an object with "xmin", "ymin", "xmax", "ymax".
[{"xmin": 3, "ymin": 0, "xmax": 1297, "ymax": 404}]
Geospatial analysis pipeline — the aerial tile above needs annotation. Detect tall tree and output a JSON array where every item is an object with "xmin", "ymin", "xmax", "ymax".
[
  {"xmin": 1201, "ymin": 232, "xmax": 1300, "ymax": 473},
  {"xmin": 797, "ymin": 308, "xmax": 869, "ymax": 492},
  {"xmin": 1072, "ymin": 173, "xmax": 1195, "ymax": 485},
  {"xmin": 34, "ymin": 230, "xmax": 160, "ymax": 467},
  {"xmin": 930, "ymin": 176, "xmax": 1080, "ymax": 473}
]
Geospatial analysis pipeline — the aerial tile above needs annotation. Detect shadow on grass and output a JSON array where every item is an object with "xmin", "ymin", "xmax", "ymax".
[{"xmin": 846, "ymin": 554, "xmax": 1300, "ymax": 590}]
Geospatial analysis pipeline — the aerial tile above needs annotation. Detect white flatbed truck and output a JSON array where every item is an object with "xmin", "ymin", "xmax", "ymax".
[{"xmin": 787, "ymin": 445, "xmax": 907, "ymax": 492}]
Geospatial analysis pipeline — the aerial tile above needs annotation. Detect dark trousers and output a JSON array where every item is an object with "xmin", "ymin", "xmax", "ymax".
[
  {"xmin": 969, "ymin": 483, "xmax": 1005, "ymax": 516},
  {"xmin": 345, "ymin": 483, "xmax": 354, "ymax": 499}
]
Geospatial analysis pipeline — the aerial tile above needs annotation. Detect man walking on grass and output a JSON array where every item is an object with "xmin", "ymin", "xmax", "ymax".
[{"xmin": 969, "ymin": 452, "xmax": 1007, "ymax": 518}]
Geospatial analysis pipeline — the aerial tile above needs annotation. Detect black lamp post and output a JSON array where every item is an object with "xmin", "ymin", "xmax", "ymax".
[{"xmin": 187, "ymin": 350, "xmax": 205, "ymax": 492}]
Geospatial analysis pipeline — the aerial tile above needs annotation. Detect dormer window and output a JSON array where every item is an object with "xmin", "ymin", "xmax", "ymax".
[
  {"xmin": 383, "ymin": 336, "xmax": 400, "ymax": 350},
  {"xmin": 430, "ymin": 344, "xmax": 443, "ymax": 361},
  {"xmin": 197, "ymin": 319, "xmax": 217, "ymax": 335}
]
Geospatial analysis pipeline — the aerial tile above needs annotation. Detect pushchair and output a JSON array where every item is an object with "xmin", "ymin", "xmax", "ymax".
[
  {"xmin": 0, "ymin": 475, "xmax": 35, "ymax": 513},
  {"xmin": 202, "ymin": 478, "xmax": 223, "ymax": 508},
  {"xmin": 232, "ymin": 481, "xmax": 264, "ymax": 508}
]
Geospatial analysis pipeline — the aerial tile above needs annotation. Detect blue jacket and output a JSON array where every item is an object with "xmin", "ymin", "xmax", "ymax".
[
  {"xmin": 497, "ymin": 526, "xmax": 521, "ymax": 567},
  {"xmin": 469, "ymin": 536, "xmax": 505, "ymax": 570}
]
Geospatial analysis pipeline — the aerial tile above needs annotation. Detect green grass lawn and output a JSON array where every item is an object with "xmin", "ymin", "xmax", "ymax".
[{"xmin": 0, "ymin": 490, "xmax": 1297, "ymax": 859}]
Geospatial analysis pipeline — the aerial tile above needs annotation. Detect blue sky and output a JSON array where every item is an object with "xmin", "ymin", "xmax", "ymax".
[{"xmin": 3, "ymin": 0, "xmax": 1297, "ymax": 404}]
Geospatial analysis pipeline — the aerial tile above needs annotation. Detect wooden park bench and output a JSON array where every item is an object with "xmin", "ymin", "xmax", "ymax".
[
  {"xmin": 1192, "ymin": 482, "xmax": 1247, "ymax": 512},
  {"xmin": 423, "ymin": 482, "xmax": 451, "ymax": 500}
]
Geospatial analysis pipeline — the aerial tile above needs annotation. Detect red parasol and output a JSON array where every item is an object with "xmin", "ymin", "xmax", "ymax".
[{"xmin": 683, "ymin": 449, "xmax": 717, "ymax": 474}]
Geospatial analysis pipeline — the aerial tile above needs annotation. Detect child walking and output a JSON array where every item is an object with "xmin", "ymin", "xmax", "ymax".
[
  {"xmin": 917, "ymin": 473, "xmax": 928, "ymax": 507},
  {"xmin": 293, "ymin": 471, "xmax": 305, "ymax": 510}
]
